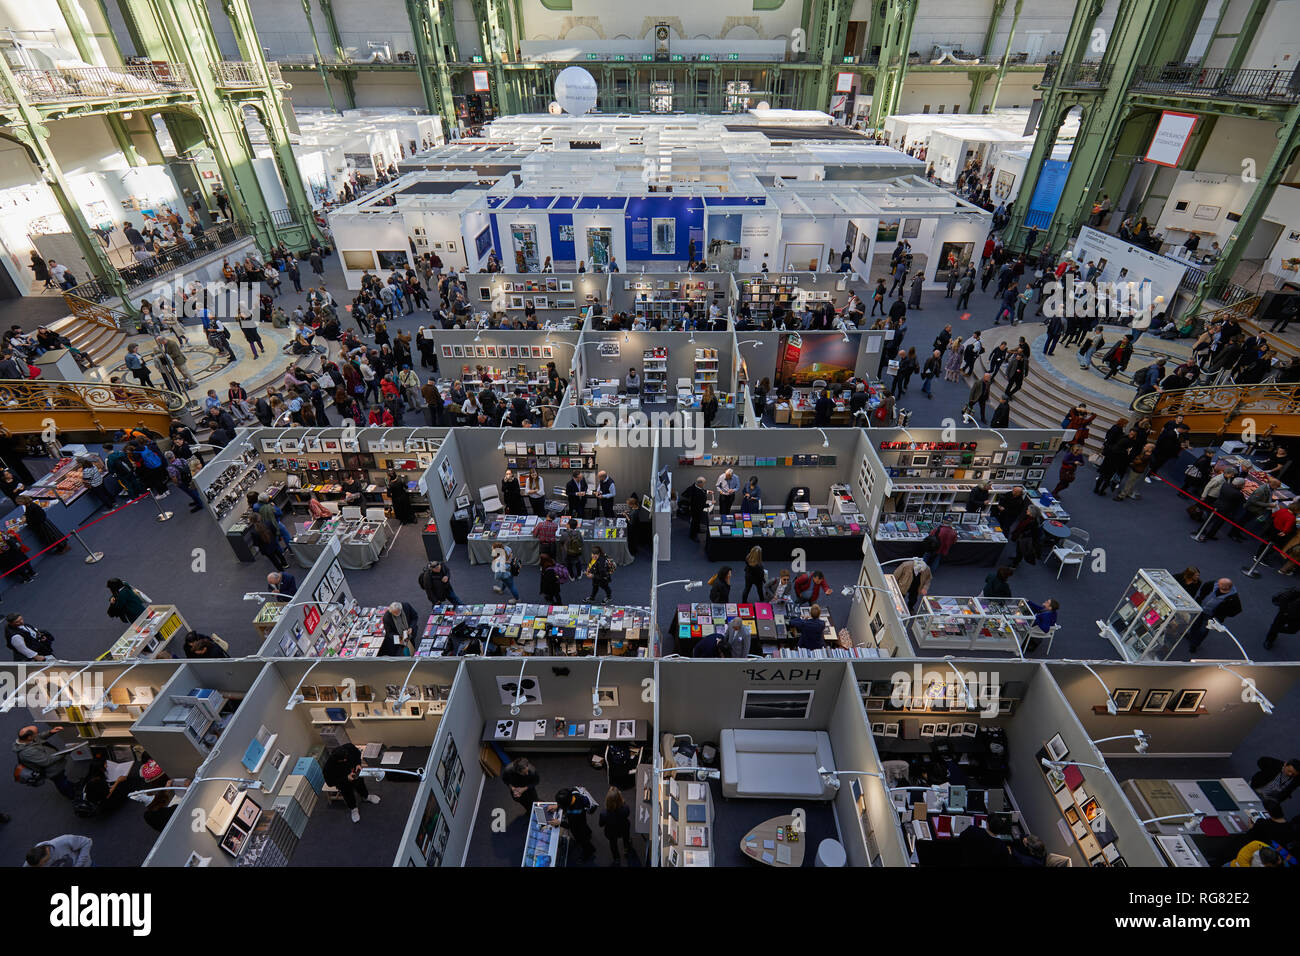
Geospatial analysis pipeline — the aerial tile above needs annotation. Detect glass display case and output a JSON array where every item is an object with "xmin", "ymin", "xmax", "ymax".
[
  {"xmin": 522, "ymin": 801, "xmax": 567, "ymax": 867},
  {"xmin": 910, "ymin": 595, "xmax": 1036, "ymax": 653},
  {"xmin": 1102, "ymin": 569, "xmax": 1201, "ymax": 662}
]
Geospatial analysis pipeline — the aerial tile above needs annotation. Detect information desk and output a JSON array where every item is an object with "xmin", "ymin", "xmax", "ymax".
[
  {"xmin": 467, "ymin": 515, "xmax": 631, "ymax": 566},
  {"xmin": 418, "ymin": 602, "xmax": 651, "ymax": 657},
  {"xmin": 104, "ymin": 604, "xmax": 189, "ymax": 660},
  {"xmin": 873, "ymin": 516, "xmax": 1007, "ymax": 566},
  {"xmin": 485, "ymin": 717, "xmax": 648, "ymax": 748},
  {"xmin": 704, "ymin": 512, "xmax": 865, "ymax": 562},
  {"xmin": 290, "ymin": 515, "xmax": 393, "ymax": 569},
  {"xmin": 522, "ymin": 802, "xmax": 568, "ymax": 867}
]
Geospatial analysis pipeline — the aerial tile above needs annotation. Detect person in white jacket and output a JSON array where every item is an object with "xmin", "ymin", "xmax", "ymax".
[
  {"xmin": 25, "ymin": 834, "xmax": 92, "ymax": 867},
  {"xmin": 491, "ymin": 545, "xmax": 519, "ymax": 602}
]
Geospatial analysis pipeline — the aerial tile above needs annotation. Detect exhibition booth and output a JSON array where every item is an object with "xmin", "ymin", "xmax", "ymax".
[
  {"xmin": 925, "ymin": 127, "xmax": 1035, "ymax": 186},
  {"xmin": 463, "ymin": 271, "xmax": 607, "ymax": 329},
  {"xmin": 990, "ymin": 143, "xmax": 1074, "ymax": 204},
  {"xmin": 143, "ymin": 657, "xmax": 457, "ymax": 867},
  {"xmin": 1049, "ymin": 661, "xmax": 1299, "ymax": 867},
  {"xmin": 1069, "ymin": 225, "xmax": 1188, "ymax": 313},
  {"xmin": 400, "ymin": 656, "xmax": 656, "ymax": 866}
]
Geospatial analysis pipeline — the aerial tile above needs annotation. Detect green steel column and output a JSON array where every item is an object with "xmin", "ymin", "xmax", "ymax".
[
  {"xmin": 812, "ymin": 0, "xmax": 852, "ymax": 110},
  {"xmin": 0, "ymin": 55, "xmax": 131, "ymax": 303},
  {"xmin": 1186, "ymin": 105, "xmax": 1300, "ymax": 316},
  {"xmin": 406, "ymin": 0, "xmax": 458, "ymax": 133},
  {"xmin": 315, "ymin": 0, "xmax": 357, "ymax": 109},
  {"xmin": 479, "ymin": 0, "xmax": 511, "ymax": 115},
  {"xmin": 966, "ymin": 0, "xmax": 1006, "ymax": 113},
  {"xmin": 55, "ymin": 0, "xmax": 146, "ymax": 165},
  {"xmin": 986, "ymin": 0, "xmax": 1024, "ymax": 113},
  {"xmin": 220, "ymin": 0, "xmax": 324, "ymax": 245},
  {"xmin": 1223, "ymin": 0, "xmax": 1269, "ymax": 73},
  {"xmin": 868, "ymin": 0, "xmax": 918, "ymax": 129},
  {"xmin": 1003, "ymin": 0, "xmax": 1105, "ymax": 248},
  {"xmin": 298, "ymin": 0, "xmax": 340, "ymax": 113}
]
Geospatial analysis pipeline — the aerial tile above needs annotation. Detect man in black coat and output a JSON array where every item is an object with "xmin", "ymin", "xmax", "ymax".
[
  {"xmin": 379, "ymin": 601, "xmax": 420, "ymax": 656},
  {"xmin": 1197, "ymin": 477, "xmax": 1247, "ymax": 542},
  {"xmin": 1264, "ymin": 587, "xmax": 1300, "ymax": 650},
  {"xmin": 993, "ymin": 486, "xmax": 1029, "ymax": 531},
  {"xmin": 565, "ymin": 471, "xmax": 588, "ymax": 518},
  {"xmin": 323, "ymin": 743, "xmax": 379, "ymax": 822},
  {"xmin": 1186, "ymin": 577, "xmax": 1242, "ymax": 653},
  {"xmin": 683, "ymin": 476, "xmax": 709, "ymax": 541}
]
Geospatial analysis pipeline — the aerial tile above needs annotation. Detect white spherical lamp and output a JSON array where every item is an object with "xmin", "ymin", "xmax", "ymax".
[
  {"xmin": 554, "ymin": 66, "xmax": 598, "ymax": 116},
  {"xmin": 756, "ymin": 101, "xmax": 771, "ymax": 111},
  {"xmin": 548, "ymin": 101, "xmax": 562, "ymax": 115}
]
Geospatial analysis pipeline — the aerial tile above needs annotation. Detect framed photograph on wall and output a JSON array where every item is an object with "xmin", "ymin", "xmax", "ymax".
[
  {"xmin": 530, "ymin": 346, "xmax": 542, "ymax": 358},
  {"xmin": 509, "ymin": 296, "xmax": 524, "ymax": 309},
  {"xmin": 451, "ymin": 345, "xmax": 464, "ymax": 358},
  {"xmin": 546, "ymin": 277, "xmax": 559, "ymax": 292},
  {"xmin": 1142, "ymin": 689, "xmax": 1173, "ymax": 712},
  {"xmin": 1171, "ymin": 689, "xmax": 1205, "ymax": 713},
  {"xmin": 1045, "ymin": 733, "xmax": 1069, "ymax": 762},
  {"xmin": 534, "ymin": 296, "xmax": 549, "ymax": 309},
  {"xmin": 1111, "ymin": 689, "xmax": 1140, "ymax": 713},
  {"xmin": 446, "ymin": 241, "xmax": 457, "ymax": 252},
  {"xmin": 475, "ymin": 345, "xmax": 487, "ymax": 358},
  {"xmin": 441, "ymin": 345, "xmax": 453, "ymax": 358},
  {"xmin": 1026, "ymin": 468, "xmax": 1044, "ymax": 481},
  {"xmin": 901, "ymin": 218, "xmax": 920, "ymax": 239},
  {"xmin": 507, "ymin": 345, "xmax": 520, "ymax": 358},
  {"xmin": 478, "ymin": 287, "xmax": 491, "ymax": 301},
  {"xmin": 485, "ymin": 345, "xmax": 497, "ymax": 358},
  {"xmin": 1193, "ymin": 204, "xmax": 1221, "ymax": 221},
  {"xmin": 559, "ymin": 280, "xmax": 573, "ymax": 292}
]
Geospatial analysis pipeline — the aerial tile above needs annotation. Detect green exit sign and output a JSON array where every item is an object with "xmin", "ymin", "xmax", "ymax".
[
  {"xmin": 671, "ymin": 54, "xmax": 684, "ymax": 62},
  {"xmin": 615, "ymin": 54, "xmax": 626, "ymax": 61},
  {"xmin": 641, "ymin": 54, "xmax": 653, "ymax": 61},
  {"xmin": 471, "ymin": 55, "xmax": 484, "ymax": 63},
  {"xmin": 843, "ymin": 56, "xmax": 854, "ymax": 63},
  {"xmin": 727, "ymin": 53, "xmax": 740, "ymax": 60},
  {"xmin": 586, "ymin": 52, "xmax": 599, "ymax": 59},
  {"xmin": 699, "ymin": 54, "xmax": 711, "ymax": 61}
]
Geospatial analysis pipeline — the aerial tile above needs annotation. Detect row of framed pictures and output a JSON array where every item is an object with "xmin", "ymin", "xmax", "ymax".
[
  {"xmin": 506, "ymin": 296, "xmax": 577, "ymax": 310},
  {"xmin": 1107, "ymin": 687, "xmax": 1205, "ymax": 715},
  {"xmin": 439, "ymin": 344, "xmax": 556, "ymax": 360},
  {"xmin": 1041, "ymin": 735, "xmax": 1125, "ymax": 867},
  {"xmin": 896, "ymin": 450, "xmax": 1055, "ymax": 468},
  {"xmin": 898, "ymin": 466, "xmax": 1046, "ymax": 482},
  {"xmin": 499, "ymin": 279, "xmax": 576, "ymax": 293},
  {"xmin": 259, "ymin": 437, "xmax": 441, "ymax": 454}
]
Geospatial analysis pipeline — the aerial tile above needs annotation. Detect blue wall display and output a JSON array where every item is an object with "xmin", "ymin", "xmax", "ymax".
[
  {"xmin": 489, "ymin": 215, "xmax": 502, "ymax": 263},
  {"xmin": 475, "ymin": 226, "xmax": 493, "ymax": 259},
  {"xmin": 550, "ymin": 213, "xmax": 575, "ymax": 262},
  {"xmin": 708, "ymin": 213, "xmax": 742, "ymax": 244},
  {"xmin": 1025, "ymin": 159, "xmax": 1072, "ymax": 230},
  {"xmin": 624, "ymin": 196, "xmax": 704, "ymax": 262}
]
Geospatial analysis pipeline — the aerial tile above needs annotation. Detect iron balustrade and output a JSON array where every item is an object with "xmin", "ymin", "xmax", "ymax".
[
  {"xmin": 213, "ymin": 61, "xmax": 284, "ymax": 87},
  {"xmin": 1132, "ymin": 64, "xmax": 1300, "ymax": 104},
  {"xmin": 65, "ymin": 222, "xmax": 253, "ymax": 303},
  {"xmin": 11, "ymin": 63, "xmax": 193, "ymax": 103}
]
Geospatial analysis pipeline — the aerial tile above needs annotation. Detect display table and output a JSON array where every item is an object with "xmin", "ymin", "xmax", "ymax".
[
  {"xmin": 704, "ymin": 512, "xmax": 865, "ymax": 562},
  {"xmin": 522, "ymin": 802, "xmax": 568, "ymax": 867},
  {"xmin": 741, "ymin": 815, "xmax": 805, "ymax": 867},
  {"xmin": 670, "ymin": 603, "xmax": 836, "ymax": 656},
  {"xmin": 872, "ymin": 537, "xmax": 1005, "ymax": 566},
  {"xmin": 290, "ymin": 515, "xmax": 392, "ymax": 569},
  {"xmin": 484, "ymin": 717, "xmax": 648, "ymax": 747},
  {"xmin": 253, "ymin": 601, "xmax": 287, "ymax": 639},
  {"xmin": 873, "ymin": 513, "xmax": 1007, "ymax": 566},
  {"xmin": 466, "ymin": 516, "xmax": 631, "ymax": 566},
  {"xmin": 419, "ymin": 603, "xmax": 651, "ymax": 657},
  {"xmin": 103, "ymin": 604, "xmax": 189, "ymax": 660},
  {"xmin": 908, "ymin": 596, "xmax": 1036, "ymax": 653},
  {"xmin": 1122, "ymin": 776, "xmax": 1264, "ymax": 864}
]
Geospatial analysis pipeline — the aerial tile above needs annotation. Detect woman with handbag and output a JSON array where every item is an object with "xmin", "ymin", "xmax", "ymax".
[
  {"xmin": 586, "ymin": 546, "xmax": 615, "ymax": 604},
  {"xmin": 106, "ymin": 578, "xmax": 148, "ymax": 624}
]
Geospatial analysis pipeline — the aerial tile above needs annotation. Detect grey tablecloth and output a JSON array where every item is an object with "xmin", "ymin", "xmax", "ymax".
[
  {"xmin": 291, "ymin": 520, "xmax": 392, "ymax": 569},
  {"xmin": 466, "ymin": 534, "xmax": 632, "ymax": 566}
]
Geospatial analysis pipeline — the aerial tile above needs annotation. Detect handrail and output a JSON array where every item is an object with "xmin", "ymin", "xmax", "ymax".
[
  {"xmin": 60, "ymin": 294, "xmax": 130, "ymax": 333},
  {"xmin": 1131, "ymin": 64, "xmax": 1300, "ymax": 104},
  {"xmin": 214, "ymin": 61, "xmax": 285, "ymax": 87},
  {"xmin": 64, "ymin": 221, "xmax": 253, "ymax": 302},
  {"xmin": 0, "ymin": 378, "xmax": 184, "ymax": 435},
  {"xmin": 12, "ymin": 63, "xmax": 193, "ymax": 104},
  {"xmin": 1132, "ymin": 382, "xmax": 1300, "ymax": 427}
]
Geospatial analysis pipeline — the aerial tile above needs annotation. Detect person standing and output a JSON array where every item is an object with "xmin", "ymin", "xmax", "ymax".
[
  {"xmin": 555, "ymin": 786, "xmax": 596, "ymax": 862},
  {"xmin": 561, "ymin": 518, "xmax": 585, "ymax": 581},
  {"xmin": 793, "ymin": 604, "xmax": 827, "ymax": 650},
  {"xmin": 1196, "ymin": 476, "xmax": 1246, "ymax": 542},
  {"xmin": 524, "ymin": 468, "xmax": 546, "ymax": 517},
  {"xmin": 684, "ymin": 476, "xmax": 709, "ymax": 542},
  {"xmin": 595, "ymin": 470, "xmax": 616, "ymax": 519},
  {"xmin": 1264, "ymin": 586, "xmax": 1300, "ymax": 651},
  {"xmin": 418, "ymin": 559, "xmax": 462, "ymax": 607},
  {"xmin": 13, "ymin": 726, "xmax": 78, "ymax": 798},
  {"xmin": 502, "ymin": 469, "xmax": 526, "ymax": 516},
  {"xmin": 323, "ymin": 742, "xmax": 381, "ymax": 823},
  {"xmin": 565, "ymin": 471, "xmax": 588, "ymax": 518},
  {"xmin": 967, "ymin": 373, "xmax": 991, "ymax": 424},
  {"xmin": 380, "ymin": 600, "xmax": 419, "ymax": 656},
  {"xmin": 123, "ymin": 343, "xmax": 153, "ymax": 387},
  {"xmin": 920, "ymin": 348, "xmax": 942, "ymax": 399},
  {"xmin": 1112, "ymin": 442, "xmax": 1153, "ymax": 501},
  {"xmin": 716, "ymin": 468, "xmax": 739, "ymax": 517},
  {"xmin": 741, "ymin": 546, "xmax": 765, "ymax": 603},
  {"xmin": 165, "ymin": 451, "xmax": 205, "ymax": 512},
  {"xmin": 502, "ymin": 757, "xmax": 540, "ymax": 812},
  {"xmin": 741, "ymin": 475, "xmax": 762, "ymax": 512},
  {"xmin": 600, "ymin": 787, "xmax": 634, "ymax": 865},
  {"xmin": 24, "ymin": 835, "xmax": 92, "ymax": 867},
  {"xmin": 1186, "ymin": 577, "xmax": 1242, "ymax": 653},
  {"xmin": 388, "ymin": 470, "xmax": 416, "ymax": 524}
]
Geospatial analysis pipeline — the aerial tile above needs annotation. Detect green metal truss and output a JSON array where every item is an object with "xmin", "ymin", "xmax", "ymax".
[
  {"xmin": 316, "ymin": 0, "xmax": 358, "ymax": 109},
  {"xmin": 406, "ymin": 0, "xmax": 459, "ymax": 134},
  {"xmin": 868, "ymin": 0, "xmax": 918, "ymax": 130}
]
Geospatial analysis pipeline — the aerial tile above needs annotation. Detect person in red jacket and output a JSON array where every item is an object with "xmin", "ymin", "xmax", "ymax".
[
  {"xmin": 793, "ymin": 570, "xmax": 831, "ymax": 604},
  {"xmin": 925, "ymin": 520, "xmax": 959, "ymax": 571}
]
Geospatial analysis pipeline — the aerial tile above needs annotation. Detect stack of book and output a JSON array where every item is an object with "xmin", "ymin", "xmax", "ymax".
[
  {"xmin": 675, "ymin": 602, "xmax": 784, "ymax": 644},
  {"xmin": 707, "ymin": 512, "xmax": 862, "ymax": 538},
  {"xmin": 417, "ymin": 603, "xmax": 652, "ymax": 657}
]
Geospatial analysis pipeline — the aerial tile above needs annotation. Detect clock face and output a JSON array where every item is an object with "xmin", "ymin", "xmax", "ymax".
[{"xmin": 657, "ymin": 26, "xmax": 669, "ymax": 40}]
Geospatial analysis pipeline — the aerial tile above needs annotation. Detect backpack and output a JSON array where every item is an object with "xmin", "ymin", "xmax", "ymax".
[
  {"xmin": 565, "ymin": 531, "xmax": 584, "ymax": 556},
  {"xmin": 13, "ymin": 764, "xmax": 44, "ymax": 787},
  {"xmin": 140, "ymin": 446, "xmax": 162, "ymax": 469},
  {"xmin": 553, "ymin": 563, "xmax": 571, "ymax": 584}
]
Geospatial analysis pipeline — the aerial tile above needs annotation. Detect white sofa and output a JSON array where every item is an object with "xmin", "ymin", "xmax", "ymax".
[{"xmin": 719, "ymin": 729, "xmax": 837, "ymax": 800}]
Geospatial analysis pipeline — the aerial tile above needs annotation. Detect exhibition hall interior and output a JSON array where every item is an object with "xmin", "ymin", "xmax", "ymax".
[{"xmin": 2, "ymin": 0, "xmax": 1300, "ymax": 880}]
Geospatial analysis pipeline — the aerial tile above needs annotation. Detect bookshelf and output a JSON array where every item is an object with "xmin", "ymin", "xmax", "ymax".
[
  {"xmin": 693, "ymin": 348, "xmax": 719, "ymax": 389},
  {"xmin": 302, "ymin": 681, "xmax": 450, "ymax": 724},
  {"xmin": 738, "ymin": 274, "xmax": 798, "ymax": 321},
  {"xmin": 502, "ymin": 440, "xmax": 597, "ymax": 472},
  {"xmin": 32, "ymin": 683, "xmax": 157, "ymax": 741},
  {"xmin": 641, "ymin": 347, "xmax": 668, "ymax": 400},
  {"xmin": 661, "ymin": 774, "xmax": 714, "ymax": 867}
]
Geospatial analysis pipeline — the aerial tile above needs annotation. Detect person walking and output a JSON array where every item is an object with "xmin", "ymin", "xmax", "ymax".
[
  {"xmin": 502, "ymin": 757, "xmax": 540, "ymax": 811},
  {"xmin": 1186, "ymin": 577, "xmax": 1242, "ymax": 653},
  {"xmin": 740, "ymin": 546, "xmax": 765, "ymax": 603},
  {"xmin": 907, "ymin": 272, "xmax": 924, "ymax": 311},
  {"xmin": 586, "ymin": 546, "xmax": 615, "ymax": 604},
  {"xmin": 491, "ymin": 544, "xmax": 520, "ymax": 602},
  {"xmin": 418, "ymin": 559, "xmax": 463, "ymax": 607},
  {"xmin": 943, "ymin": 338, "xmax": 964, "ymax": 382},
  {"xmin": 955, "ymin": 268, "xmax": 975, "ymax": 310},
  {"xmin": 600, "ymin": 787, "xmax": 635, "ymax": 865},
  {"xmin": 1196, "ymin": 476, "xmax": 1247, "ymax": 542},
  {"xmin": 920, "ymin": 348, "xmax": 942, "ymax": 399},
  {"xmin": 1052, "ymin": 445, "xmax": 1087, "ymax": 496},
  {"xmin": 1264, "ymin": 586, "xmax": 1300, "ymax": 651},
  {"xmin": 967, "ymin": 373, "xmax": 991, "ymax": 424},
  {"xmin": 1113, "ymin": 442, "xmax": 1154, "ymax": 501},
  {"xmin": 539, "ymin": 553, "xmax": 564, "ymax": 605},
  {"xmin": 13, "ymin": 726, "xmax": 78, "ymax": 798}
]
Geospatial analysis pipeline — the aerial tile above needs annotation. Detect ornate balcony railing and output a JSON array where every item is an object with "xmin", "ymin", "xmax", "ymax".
[
  {"xmin": 0, "ymin": 378, "xmax": 184, "ymax": 431},
  {"xmin": 1133, "ymin": 383, "xmax": 1300, "ymax": 427},
  {"xmin": 1043, "ymin": 56, "xmax": 1112, "ymax": 89},
  {"xmin": 66, "ymin": 221, "xmax": 253, "ymax": 303},
  {"xmin": 214, "ymin": 60, "xmax": 284, "ymax": 87},
  {"xmin": 1132, "ymin": 64, "xmax": 1300, "ymax": 104},
  {"xmin": 12, "ymin": 63, "xmax": 193, "ymax": 103}
]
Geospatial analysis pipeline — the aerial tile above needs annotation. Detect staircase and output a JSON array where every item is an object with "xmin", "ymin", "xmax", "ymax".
[{"xmin": 50, "ymin": 295, "xmax": 130, "ymax": 365}]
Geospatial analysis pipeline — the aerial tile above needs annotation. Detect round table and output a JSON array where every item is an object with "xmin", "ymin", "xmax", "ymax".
[
  {"xmin": 1041, "ymin": 520, "xmax": 1071, "ymax": 540},
  {"xmin": 740, "ymin": 814, "xmax": 806, "ymax": 867}
]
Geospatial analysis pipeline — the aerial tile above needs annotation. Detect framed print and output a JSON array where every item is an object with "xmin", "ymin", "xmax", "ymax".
[
  {"xmin": 502, "ymin": 282, "xmax": 514, "ymax": 292},
  {"xmin": 871, "ymin": 722, "xmax": 885, "ymax": 735},
  {"xmin": 542, "ymin": 346, "xmax": 554, "ymax": 359},
  {"xmin": 478, "ymin": 287, "xmax": 491, "ymax": 301},
  {"xmin": 530, "ymin": 346, "xmax": 542, "ymax": 359},
  {"xmin": 447, "ymin": 241, "xmax": 457, "ymax": 252},
  {"xmin": 1111, "ymin": 689, "xmax": 1139, "ymax": 713},
  {"xmin": 475, "ymin": 345, "xmax": 487, "ymax": 358},
  {"xmin": 1193, "ymin": 204, "xmax": 1220, "ymax": 221},
  {"xmin": 1026, "ymin": 468, "xmax": 1044, "ymax": 481},
  {"xmin": 1172, "ymin": 689, "xmax": 1205, "ymax": 713},
  {"xmin": 485, "ymin": 345, "xmax": 497, "ymax": 358},
  {"xmin": 508, "ymin": 345, "xmax": 520, "ymax": 358},
  {"xmin": 441, "ymin": 345, "xmax": 453, "ymax": 358},
  {"xmin": 1142, "ymin": 688, "xmax": 1173, "ymax": 712},
  {"xmin": 1045, "ymin": 733, "xmax": 1069, "ymax": 762},
  {"xmin": 559, "ymin": 280, "xmax": 573, "ymax": 292},
  {"xmin": 235, "ymin": 796, "xmax": 262, "ymax": 830},
  {"xmin": 546, "ymin": 277, "xmax": 559, "ymax": 292},
  {"xmin": 992, "ymin": 452, "xmax": 1004, "ymax": 465},
  {"xmin": 534, "ymin": 296, "xmax": 548, "ymax": 309},
  {"xmin": 260, "ymin": 439, "xmax": 280, "ymax": 454},
  {"xmin": 1063, "ymin": 805, "xmax": 1080, "ymax": 826},
  {"xmin": 322, "ymin": 438, "xmax": 340, "ymax": 453},
  {"xmin": 1004, "ymin": 451, "xmax": 1020, "ymax": 466},
  {"xmin": 219, "ymin": 826, "xmax": 248, "ymax": 857},
  {"xmin": 451, "ymin": 345, "xmax": 464, "ymax": 358},
  {"xmin": 1046, "ymin": 766, "xmax": 1066, "ymax": 792},
  {"xmin": 865, "ymin": 697, "xmax": 885, "ymax": 711},
  {"xmin": 1081, "ymin": 797, "xmax": 1101, "ymax": 822},
  {"xmin": 305, "ymin": 436, "xmax": 322, "ymax": 453},
  {"xmin": 509, "ymin": 295, "xmax": 524, "ymax": 309}
]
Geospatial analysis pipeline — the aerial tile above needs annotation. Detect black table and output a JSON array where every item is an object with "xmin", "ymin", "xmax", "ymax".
[
  {"xmin": 871, "ymin": 538, "xmax": 1006, "ymax": 567},
  {"xmin": 706, "ymin": 533, "xmax": 865, "ymax": 562}
]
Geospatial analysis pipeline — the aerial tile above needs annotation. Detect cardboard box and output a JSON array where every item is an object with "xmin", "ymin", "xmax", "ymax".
[{"xmin": 773, "ymin": 403, "xmax": 791, "ymax": 424}]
